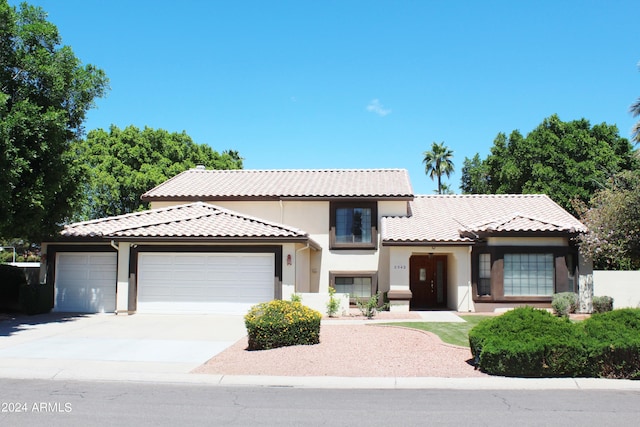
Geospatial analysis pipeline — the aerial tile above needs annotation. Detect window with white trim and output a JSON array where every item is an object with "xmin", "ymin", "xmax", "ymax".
[{"xmin": 504, "ymin": 253, "xmax": 554, "ymax": 296}]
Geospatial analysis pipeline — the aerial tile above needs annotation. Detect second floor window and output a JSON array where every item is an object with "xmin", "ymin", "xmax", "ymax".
[
  {"xmin": 330, "ymin": 201, "xmax": 377, "ymax": 249},
  {"xmin": 336, "ymin": 207, "xmax": 371, "ymax": 243}
]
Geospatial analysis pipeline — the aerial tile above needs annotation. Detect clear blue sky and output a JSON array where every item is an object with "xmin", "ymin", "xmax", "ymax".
[{"xmin": 12, "ymin": 0, "xmax": 640, "ymax": 194}]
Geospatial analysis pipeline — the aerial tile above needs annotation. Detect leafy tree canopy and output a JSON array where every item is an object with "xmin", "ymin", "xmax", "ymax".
[
  {"xmin": 575, "ymin": 170, "xmax": 640, "ymax": 270},
  {"xmin": 0, "ymin": 0, "xmax": 109, "ymax": 241},
  {"xmin": 460, "ymin": 114, "xmax": 637, "ymax": 214},
  {"xmin": 73, "ymin": 125, "xmax": 243, "ymax": 219}
]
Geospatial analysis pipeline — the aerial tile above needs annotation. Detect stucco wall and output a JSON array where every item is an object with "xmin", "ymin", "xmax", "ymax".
[
  {"xmin": 153, "ymin": 199, "xmax": 408, "ymax": 294},
  {"xmin": 594, "ymin": 270, "xmax": 640, "ymax": 309},
  {"xmin": 388, "ymin": 245, "xmax": 473, "ymax": 311}
]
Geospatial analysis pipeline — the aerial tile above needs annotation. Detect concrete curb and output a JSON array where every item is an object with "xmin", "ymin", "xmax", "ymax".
[{"xmin": 2, "ymin": 366, "xmax": 640, "ymax": 390}]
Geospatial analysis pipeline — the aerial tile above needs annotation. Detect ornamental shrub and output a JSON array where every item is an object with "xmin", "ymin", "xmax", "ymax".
[
  {"xmin": 592, "ymin": 296, "xmax": 614, "ymax": 313},
  {"xmin": 244, "ymin": 300, "xmax": 322, "ymax": 351},
  {"xmin": 581, "ymin": 309, "xmax": 640, "ymax": 379},
  {"xmin": 326, "ymin": 287, "xmax": 340, "ymax": 317},
  {"xmin": 469, "ymin": 307, "xmax": 587, "ymax": 377},
  {"xmin": 552, "ymin": 292, "xmax": 578, "ymax": 317},
  {"xmin": 0, "ymin": 264, "xmax": 26, "ymax": 311}
]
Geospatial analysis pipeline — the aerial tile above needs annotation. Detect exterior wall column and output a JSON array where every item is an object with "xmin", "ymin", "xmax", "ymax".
[
  {"xmin": 387, "ymin": 247, "xmax": 411, "ymax": 312},
  {"xmin": 577, "ymin": 253, "xmax": 594, "ymax": 313},
  {"xmin": 115, "ymin": 242, "xmax": 131, "ymax": 314},
  {"xmin": 281, "ymin": 243, "xmax": 296, "ymax": 300}
]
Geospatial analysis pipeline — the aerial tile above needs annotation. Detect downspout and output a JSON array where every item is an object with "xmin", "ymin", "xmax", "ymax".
[
  {"xmin": 110, "ymin": 240, "xmax": 119, "ymax": 251},
  {"xmin": 279, "ymin": 200, "xmax": 284, "ymax": 224},
  {"xmin": 468, "ymin": 245, "xmax": 473, "ymax": 312}
]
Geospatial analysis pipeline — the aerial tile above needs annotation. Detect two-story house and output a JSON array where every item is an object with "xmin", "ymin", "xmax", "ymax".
[{"xmin": 42, "ymin": 168, "xmax": 592, "ymax": 315}]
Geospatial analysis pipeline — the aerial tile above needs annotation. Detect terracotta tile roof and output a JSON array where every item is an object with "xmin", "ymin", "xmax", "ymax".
[
  {"xmin": 60, "ymin": 202, "xmax": 314, "ymax": 242},
  {"xmin": 382, "ymin": 194, "xmax": 587, "ymax": 244},
  {"xmin": 141, "ymin": 168, "xmax": 414, "ymax": 201}
]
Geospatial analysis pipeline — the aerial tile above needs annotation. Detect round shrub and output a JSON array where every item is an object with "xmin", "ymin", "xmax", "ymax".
[
  {"xmin": 592, "ymin": 296, "xmax": 614, "ymax": 313},
  {"xmin": 581, "ymin": 308, "xmax": 640, "ymax": 379},
  {"xmin": 552, "ymin": 292, "xmax": 578, "ymax": 317},
  {"xmin": 245, "ymin": 300, "xmax": 322, "ymax": 351},
  {"xmin": 469, "ymin": 307, "xmax": 587, "ymax": 377}
]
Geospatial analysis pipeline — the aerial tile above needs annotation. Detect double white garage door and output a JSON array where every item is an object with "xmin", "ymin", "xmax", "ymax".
[{"xmin": 54, "ymin": 252, "xmax": 275, "ymax": 314}]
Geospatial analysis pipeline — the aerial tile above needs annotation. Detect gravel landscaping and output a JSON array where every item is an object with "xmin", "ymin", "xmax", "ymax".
[{"xmin": 193, "ymin": 318, "xmax": 488, "ymax": 378}]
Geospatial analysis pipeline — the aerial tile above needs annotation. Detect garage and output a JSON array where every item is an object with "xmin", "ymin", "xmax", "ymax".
[
  {"xmin": 54, "ymin": 252, "xmax": 117, "ymax": 313},
  {"xmin": 137, "ymin": 252, "xmax": 275, "ymax": 314}
]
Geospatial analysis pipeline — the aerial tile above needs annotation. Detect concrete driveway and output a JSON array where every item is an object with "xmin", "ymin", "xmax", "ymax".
[{"xmin": 0, "ymin": 312, "xmax": 247, "ymax": 381}]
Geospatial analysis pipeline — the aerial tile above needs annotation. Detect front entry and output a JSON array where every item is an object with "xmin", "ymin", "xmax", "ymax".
[{"xmin": 410, "ymin": 255, "xmax": 447, "ymax": 309}]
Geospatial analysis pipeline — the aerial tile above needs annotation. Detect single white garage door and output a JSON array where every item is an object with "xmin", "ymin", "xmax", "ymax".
[
  {"xmin": 137, "ymin": 253, "xmax": 275, "ymax": 314},
  {"xmin": 54, "ymin": 252, "xmax": 117, "ymax": 313}
]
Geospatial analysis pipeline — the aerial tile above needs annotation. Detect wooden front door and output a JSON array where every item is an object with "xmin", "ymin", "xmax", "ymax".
[{"xmin": 410, "ymin": 255, "xmax": 447, "ymax": 309}]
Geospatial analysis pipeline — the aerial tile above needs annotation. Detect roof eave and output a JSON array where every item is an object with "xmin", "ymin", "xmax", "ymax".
[
  {"xmin": 142, "ymin": 195, "xmax": 415, "ymax": 202},
  {"xmin": 382, "ymin": 240, "xmax": 474, "ymax": 247},
  {"xmin": 471, "ymin": 230, "xmax": 585, "ymax": 238}
]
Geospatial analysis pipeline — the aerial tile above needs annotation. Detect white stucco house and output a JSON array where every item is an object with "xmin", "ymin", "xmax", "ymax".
[{"xmin": 41, "ymin": 168, "xmax": 592, "ymax": 315}]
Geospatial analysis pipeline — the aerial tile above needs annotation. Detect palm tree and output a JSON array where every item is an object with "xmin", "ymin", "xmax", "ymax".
[
  {"xmin": 423, "ymin": 142, "xmax": 455, "ymax": 194},
  {"xmin": 631, "ymin": 97, "xmax": 640, "ymax": 144},
  {"xmin": 631, "ymin": 62, "xmax": 640, "ymax": 144}
]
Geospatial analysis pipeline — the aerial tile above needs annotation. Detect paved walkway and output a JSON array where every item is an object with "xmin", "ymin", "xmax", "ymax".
[
  {"xmin": 322, "ymin": 310, "xmax": 466, "ymax": 324},
  {"xmin": 1, "ymin": 311, "xmax": 639, "ymax": 390}
]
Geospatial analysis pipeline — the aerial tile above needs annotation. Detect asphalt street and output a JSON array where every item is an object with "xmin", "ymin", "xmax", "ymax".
[{"xmin": 2, "ymin": 379, "xmax": 640, "ymax": 427}]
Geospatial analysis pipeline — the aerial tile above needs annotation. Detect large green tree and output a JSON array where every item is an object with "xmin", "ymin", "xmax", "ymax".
[
  {"xmin": 0, "ymin": 1, "xmax": 108, "ymax": 240},
  {"xmin": 461, "ymin": 115, "xmax": 637, "ymax": 214},
  {"xmin": 576, "ymin": 170, "xmax": 640, "ymax": 270},
  {"xmin": 74, "ymin": 125, "xmax": 243, "ymax": 219},
  {"xmin": 460, "ymin": 153, "xmax": 490, "ymax": 194},
  {"xmin": 423, "ymin": 141, "xmax": 455, "ymax": 194}
]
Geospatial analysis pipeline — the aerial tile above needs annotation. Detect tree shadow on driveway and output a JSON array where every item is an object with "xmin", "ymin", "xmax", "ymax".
[{"xmin": 0, "ymin": 312, "xmax": 90, "ymax": 337}]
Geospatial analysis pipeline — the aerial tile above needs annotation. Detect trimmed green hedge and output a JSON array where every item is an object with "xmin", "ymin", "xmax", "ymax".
[
  {"xmin": 582, "ymin": 309, "xmax": 640, "ymax": 379},
  {"xmin": 245, "ymin": 300, "xmax": 322, "ymax": 351},
  {"xmin": 469, "ymin": 307, "xmax": 585, "ymax": 377},
  {"xmin": 0, "ymin": 264, "xmax": 26, "ymax": 311},
  {"xmin": 469, "ymin": 307, "xmax": 640, "ymax": 379},
  {"xmin": 19, "ymin": 283, "xmax": 54, "ymax": 315}
]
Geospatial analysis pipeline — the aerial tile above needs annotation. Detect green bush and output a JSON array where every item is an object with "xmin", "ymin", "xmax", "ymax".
[
  {"xmin": 326, "ymin": 287, "xmax": 340, "ymax": 317},
  {"xmin": 0, "ymin": 264, "xmax": 27, "ymax": 311},
  {"xmin": 581, "ymin": 309, "xmax": 640, "ymax": 379},
  {"xmin": 470, "ymin": 307, "xmax": 640, "ymax": 379},
  {"xmin": 469, "ymin": 307, "xmax": 587, "ymax": 377},
  {"xmin": 593, "ymin": 296, "xmax": 614, "ymax": 313},
  {"xmin": 19, "ymin": 283, "xmax": 54, "ymax": 315},
  {"xmin": 355, "ymin": 292, "xmax": 388, "ymax": 319},
  {"xmin": 552, "ymin": 292, "xmax": 578, "ymax": 317},
  {"xmin": 245, "ymin": 300, "xmax": 322, "ymax": 351}
]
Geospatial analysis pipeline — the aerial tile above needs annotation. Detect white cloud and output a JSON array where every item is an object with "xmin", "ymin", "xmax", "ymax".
[{"xmin": 366, "ymin": 99, "xmax": 391, "ymax": 117}]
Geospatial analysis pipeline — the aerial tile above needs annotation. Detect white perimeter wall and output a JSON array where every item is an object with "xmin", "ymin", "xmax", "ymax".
[{"xmin": 593, "ymin": 271, "xmax": 640, "ymax": 309}]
